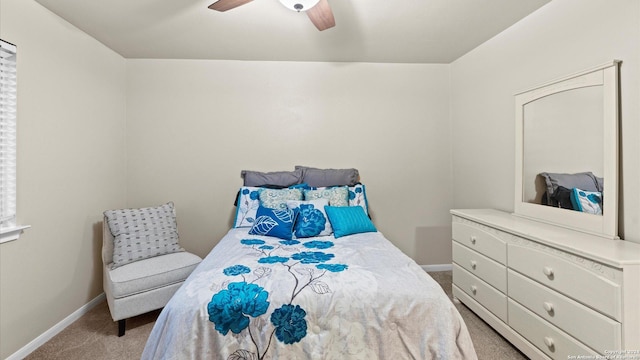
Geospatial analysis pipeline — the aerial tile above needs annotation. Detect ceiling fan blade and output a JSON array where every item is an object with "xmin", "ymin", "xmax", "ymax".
[
  {"xmin": 208, "ymin": 0, "xmax": 253, "ymax": 12},
  {"xmin": 306, "ymin": 0, "xmax": 335, "ymax": 31}
]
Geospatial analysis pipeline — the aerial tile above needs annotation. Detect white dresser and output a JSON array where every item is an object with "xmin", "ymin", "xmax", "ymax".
[{"xmin": 451, "ymin": 209, "xmax": 640, "ymax": 360}]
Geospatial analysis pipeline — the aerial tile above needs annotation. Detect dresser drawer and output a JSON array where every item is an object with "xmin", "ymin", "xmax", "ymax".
[
  {"xmin": 453, "ymin": 264, "xmax": 507, "ymax": 322},
  {"xmin": 452, "ymin": 219, "xmax": 506, "ymax": 264},
  {"xmin": 508, "ymin": 299, "xmax": 598, "ymax": 359},
  {"xmin": 508, "ymin": 242, "xmax": 622, "ymax": 320},
  {"xmin": 453, "ymin": 241, "xmax": 507, "ymax": 293},
  {"xmin": 508, "ymin": 270, "xmax": 620, "ymax": 351}
]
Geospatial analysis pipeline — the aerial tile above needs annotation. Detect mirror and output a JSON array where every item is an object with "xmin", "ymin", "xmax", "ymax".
[
  {"xmin": 522, "ymin": 86, "xmax": 604, "ymax": 207},
  {"xmin": 514, "ymin": 61, "xmax": 620, "ymax": 239}
]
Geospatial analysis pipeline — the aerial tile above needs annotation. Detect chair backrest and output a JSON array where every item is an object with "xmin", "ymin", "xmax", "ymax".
[{"xmin": 102, "ymin": 216, "xmax": 115, "ymax": 266}]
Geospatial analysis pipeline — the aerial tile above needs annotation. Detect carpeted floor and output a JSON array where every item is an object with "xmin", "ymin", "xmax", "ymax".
[
  {"xmin": 429, "ymin": 271, "xmax": 528, "ymax": 360},
  {"xmin": 24, "ymin": 271, "xmax": 527, "ymax": 359}
]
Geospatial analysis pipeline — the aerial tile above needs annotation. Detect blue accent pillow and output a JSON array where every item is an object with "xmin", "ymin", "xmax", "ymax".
[
  {"xmin": 249, "ymin": 206, "xmax": 298, "ymax": 240},
  {"xmin": 324, "ymin": 206, "xmax": 377, "ymax": 238},
  {"xmin": 570, "ymin": 188, "xmax": 603, "ymax": 215},
  {"xmin": 287, "ymin": 199, "xmax": 332, "ymax": 238}
]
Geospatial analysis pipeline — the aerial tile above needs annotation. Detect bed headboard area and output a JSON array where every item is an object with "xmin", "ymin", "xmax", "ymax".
[{"xmin": 233, "ymin": 166, "xmax": 372, "ymax": 240}]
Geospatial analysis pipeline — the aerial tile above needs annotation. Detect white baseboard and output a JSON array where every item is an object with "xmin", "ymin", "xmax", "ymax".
[
  {"xmin": 421, "ymin": 264, "xmax": 453, "ymax": 272},
  {"xmin": 7, "ymin": 293, "xmax": 106, "ymax": 360}
]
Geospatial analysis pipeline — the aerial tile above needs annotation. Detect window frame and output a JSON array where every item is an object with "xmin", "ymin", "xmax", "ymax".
[{"xmin": 1, "ymin": 39, "xmax": 29, "ymax": 243}]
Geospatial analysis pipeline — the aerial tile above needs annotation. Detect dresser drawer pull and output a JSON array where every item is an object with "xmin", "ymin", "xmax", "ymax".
[
  {"xmin": 470, "ymin": 260, "xmax": 477, "ymax": 270},
  {"xmin": 543, "ymin": 266, "xmax": 554, "ymax": 279},
  {"xmin": 543, "ymin": 302, "xmax": 555, "ymax": 315},
  {"xmin": 470, "ymin": 285, "xmax": 477, "ymax": 295},
  {"xmin": 470, "ymin": 236, "xmax": 477, "ymax": 245},
  {"xmin": 544, "ymin": 336, "xmax": 555, "ymax": 350}
]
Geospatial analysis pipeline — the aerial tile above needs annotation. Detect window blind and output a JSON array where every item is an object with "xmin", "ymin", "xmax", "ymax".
[{"xmin": 0, "ymin": 39, "xmax": 17, "ymax": 230}]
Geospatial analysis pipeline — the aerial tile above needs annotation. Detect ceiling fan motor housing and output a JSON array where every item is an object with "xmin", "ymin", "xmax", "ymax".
[{"xmin": 279, "ymin": 0, "xmax": 320, "ymax": 12}]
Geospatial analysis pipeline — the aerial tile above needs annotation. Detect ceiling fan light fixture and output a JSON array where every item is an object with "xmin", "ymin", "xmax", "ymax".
[{"xmin": 278, "ymin": 0, "xmax": 320, "ymax": 12}]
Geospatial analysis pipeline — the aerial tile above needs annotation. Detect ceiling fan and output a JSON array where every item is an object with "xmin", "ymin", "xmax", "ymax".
[{"xmin": 208, "ymin": 0, "xmax": 336, "ymax": 31}]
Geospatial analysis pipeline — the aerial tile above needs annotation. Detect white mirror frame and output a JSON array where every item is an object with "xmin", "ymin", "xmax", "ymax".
[{"xmin": 514, "ymin": 60, "xmax": 620, "ymax": 239}]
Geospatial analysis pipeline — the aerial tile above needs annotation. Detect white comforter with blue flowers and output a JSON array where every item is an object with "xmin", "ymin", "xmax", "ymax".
[{"xmin": 141, "ymin": 228, "xmax": 477, "ymax": 360}]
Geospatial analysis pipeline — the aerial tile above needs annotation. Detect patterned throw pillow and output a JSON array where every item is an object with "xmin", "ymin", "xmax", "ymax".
[
  {"xmin": 104, "ymin": 202, "xmax": 183, "ymax": 269},
  {"xmin": 570, "ymin": 188, "xmax": 603, "ymax": 215},
  {"xmin": 303, "ymin": 186, "xmax": 349, "ymax": 207},
  {"xmin": 348, "ymin": 183, "xmax": 369, "ymax": 216},
  {"xmin": 234, "ymin": 186, "xmax": 262, "ymax": 228},
  {"xmin": 287, "ymin": 199, "xmax": 332, "ymax": 238},
  {"xmin": 249, "ymin": 206, "xmax": 298, "ymax": 240},
  {"xmin": 259, "ymin": 188, "xmax": 304, "ymax": 210}
]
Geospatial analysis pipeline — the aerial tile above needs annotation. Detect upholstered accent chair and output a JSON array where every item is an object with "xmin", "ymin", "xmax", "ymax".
[{"xmin": 102, "ymin": 203, "xmax": 202, "ymax": 336}]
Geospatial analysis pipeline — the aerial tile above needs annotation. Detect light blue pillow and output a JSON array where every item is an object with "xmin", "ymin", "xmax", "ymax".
[
  {"xmin": 304, "ymin": 186, "xmax": 349, "ymax": 206},
  {"xmin": 287, "ymin": 199, "xmax": 332, "ymax": 238},
  {"xmin": 259, "ymin": 188, "xmax": 304, "ymax": 210},
  {"xmin": 324, "ymin": 205, "xmax": 377, "ymax": 238},
  {"xmin": 249, "ymin": 206, "xmax": 298, "ymax": 240}
]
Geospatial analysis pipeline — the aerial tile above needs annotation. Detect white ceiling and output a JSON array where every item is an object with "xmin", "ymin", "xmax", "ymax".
[{"xmin": 33, "ymin": 0, "xmax": 550, "ymax": 63}]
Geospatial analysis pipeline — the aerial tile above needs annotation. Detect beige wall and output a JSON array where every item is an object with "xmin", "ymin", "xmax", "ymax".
[
  {"xmin": 125, "ymin": 60, "xmax": 453, "ymax": 262},
  {"xmin": 451, "ymin": 0, "xmax": 640, "ymax": 243},
  {"xmin": 0, "ymin": 0, "xmax": 127, "ymax": 358},
  {"xmin": 5, "ymin": 0, "xmax": 639, "ymax": 357}
]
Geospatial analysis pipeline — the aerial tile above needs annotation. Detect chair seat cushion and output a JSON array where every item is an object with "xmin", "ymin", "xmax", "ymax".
[{"xmin": 107, "ymin": 251, "xmax": 202, "ymax": 299}]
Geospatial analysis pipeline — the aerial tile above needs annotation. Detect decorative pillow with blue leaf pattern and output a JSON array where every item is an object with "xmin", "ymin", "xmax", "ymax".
[
  {"xmin": 287, "ymin": 199, "xmax": 332, "ymax": 238},
  {"xmin": 249, "ymin": 206, "xmax": 298, "ymax": 240}
]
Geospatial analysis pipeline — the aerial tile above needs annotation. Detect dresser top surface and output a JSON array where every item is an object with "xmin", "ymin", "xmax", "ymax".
[{"xmin": 451, "ymin": 209, "xmax": 640, "ymax": 266}]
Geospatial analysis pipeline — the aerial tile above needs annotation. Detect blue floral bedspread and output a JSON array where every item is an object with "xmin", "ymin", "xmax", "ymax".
[{"xmin": 141, "ymin": 229, "xmax": 477, "ymax": 360}]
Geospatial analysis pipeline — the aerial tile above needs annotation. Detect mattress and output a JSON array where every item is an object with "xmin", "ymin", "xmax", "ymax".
[{"xmin": 141, "ymin": 227, "xmax": 477, "ymax": 360}]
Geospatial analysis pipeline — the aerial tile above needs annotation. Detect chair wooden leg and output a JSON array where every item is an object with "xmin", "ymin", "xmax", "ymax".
[{"xmin": 118, "ymin": 319, "xmax": 126, "ymax": 337}]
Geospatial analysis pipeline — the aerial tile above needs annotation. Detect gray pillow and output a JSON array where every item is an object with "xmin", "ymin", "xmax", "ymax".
[
  {"xmin": 539, "ymin": 172, "xmax": 603, "ymax": 204},
  {"xmin": 241, "ymin": 169, "xmax": 303, "ymax": 187},
  {"xmin": 104, "ymin": 202, "xmax": 183, "ymax": 269},
  {"xmin": 295, "ymin": 166, "xmax": 360, "ymax": 187}
]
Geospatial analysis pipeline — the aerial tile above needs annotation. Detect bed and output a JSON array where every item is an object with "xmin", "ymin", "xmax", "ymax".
[{"xmin": 141, "ymin": 168, "xmax": 477, "ymax": 359}]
